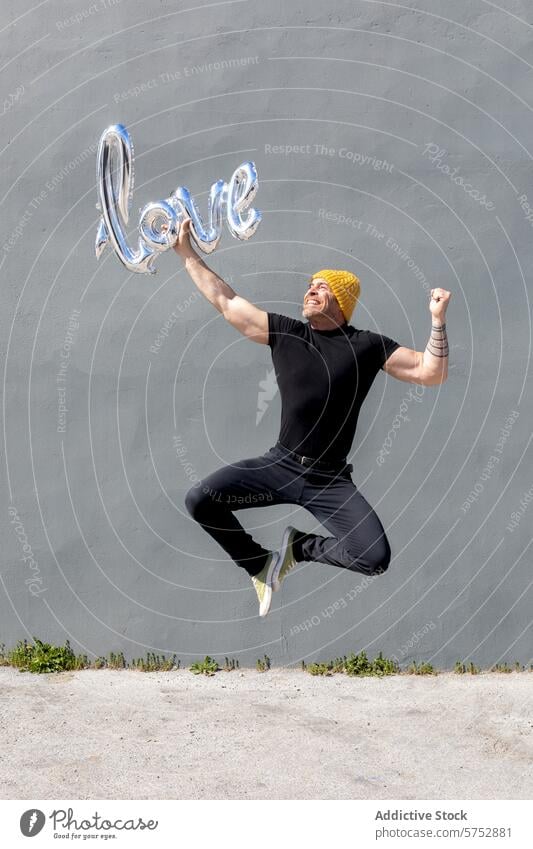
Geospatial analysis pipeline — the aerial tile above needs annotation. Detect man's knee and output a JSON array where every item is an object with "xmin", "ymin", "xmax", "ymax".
[
  {"xmin": 184, "ymin": 483, "xmax": 210, "ymax": 520},
  {"xmin": 345, "ymin": 537, "xmax": 391, "ymax": 576},
  {"xmin": 367, "ymin": 537, "xmax": 391, "ymax": 575}
]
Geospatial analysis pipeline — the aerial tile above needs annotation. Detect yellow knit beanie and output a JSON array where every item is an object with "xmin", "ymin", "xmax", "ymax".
[{"xmin": 310, "ymin": 269, "xmax": 361, "ymax": 321}]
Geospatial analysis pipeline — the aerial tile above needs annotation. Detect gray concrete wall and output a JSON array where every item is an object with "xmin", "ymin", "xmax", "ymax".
[{"xmin": 1, "ymin": 0, "xmax": 532, "ymax": 668}]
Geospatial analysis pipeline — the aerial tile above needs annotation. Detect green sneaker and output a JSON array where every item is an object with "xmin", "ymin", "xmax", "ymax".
[
  {"xmin": 251, "ymin": 551, "xmax": 276, "ymax": 617},
  {"xmin": 272, "ymin": 526, "xmax": 301, "ymax": 592}
]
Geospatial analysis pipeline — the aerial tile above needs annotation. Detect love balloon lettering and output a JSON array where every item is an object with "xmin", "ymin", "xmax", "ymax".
[{"xmin": 95, "ymin": 123, "xmax": 262, "ymax": 274}]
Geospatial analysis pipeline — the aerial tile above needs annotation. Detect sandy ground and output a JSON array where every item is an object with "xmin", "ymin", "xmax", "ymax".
[{"xmin": 1, "ymin": 667, "xmax": 532, "ymax": 800}]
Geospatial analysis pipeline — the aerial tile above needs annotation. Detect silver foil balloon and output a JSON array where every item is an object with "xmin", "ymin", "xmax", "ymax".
[
  {"xmin": 138, "ymin": 200, "xmax": 180, "ymax": 253},
  {"xmin": 169, "ymin": 180, "xmax": 227, "ymax": 255},
  {"xmin": 226, "ymin": 162, "xmax": 261, "ymax": 240},
  {"xmin": 95, "ymin": 123, "xmax": 262, "ymax": 273},
  {"xmin": 95, "ymin": 124, "xmax": 157, "ymax": 273}
]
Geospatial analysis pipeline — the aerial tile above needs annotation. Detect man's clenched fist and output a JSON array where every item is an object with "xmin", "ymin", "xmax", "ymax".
[{"xmin": 429, "ymin": 287, "xmax": 451, "ymax": 321}]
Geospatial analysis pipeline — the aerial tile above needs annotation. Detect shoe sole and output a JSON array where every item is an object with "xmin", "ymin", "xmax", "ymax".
[
  {"xmin": 259, "ymin": 553, "xmax": 277, "ymax": 616},
  {"xmin": 272, "ymin": 527, "xmax": 296, "ymax": 592}
]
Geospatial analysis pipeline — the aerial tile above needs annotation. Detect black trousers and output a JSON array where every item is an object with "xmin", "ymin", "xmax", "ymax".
[{"xmin": 184, "ymin": 442, "xmax": 392, "ymax": 578}]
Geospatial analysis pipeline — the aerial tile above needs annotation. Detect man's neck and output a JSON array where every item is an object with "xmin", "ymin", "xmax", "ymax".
[{"xmin": 308, "ymin": 315, "xmax": 347, "ymax": 331}]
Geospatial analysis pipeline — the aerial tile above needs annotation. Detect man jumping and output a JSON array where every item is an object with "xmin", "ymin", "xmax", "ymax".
[{"xmin": 174, "ymin": 218, "xmax": 450, "ymax": 616}]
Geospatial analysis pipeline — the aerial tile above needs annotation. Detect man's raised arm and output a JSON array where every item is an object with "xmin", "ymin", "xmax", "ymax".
[
  {"xmin": 383, "ymin": 287, "xmax": 451, "ymax": 385},
  {"xmin": 172, "ymin": 218, "xmax": 269, "ymax": 344}
]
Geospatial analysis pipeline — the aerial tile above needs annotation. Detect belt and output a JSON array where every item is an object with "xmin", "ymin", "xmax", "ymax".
[{"xmin": 276, "ymin": 443, "xmax": 352, "ymax": 473}]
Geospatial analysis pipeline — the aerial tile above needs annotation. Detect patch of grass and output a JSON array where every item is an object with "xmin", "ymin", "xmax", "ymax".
[
  {"xmin": 303, "ymin": 651, "xmax": 399, "ymax": 677},
  {"xmin": 0, "ymin": 639, "xmax": 182, "ymax": 673},
  {"xmin": 0, "ymin": 638, "xmax": 530, "ymax": 675},
  {"xmin": 307, "ymin": 662, "xmax": 334, "ymax": 676},
  {"xmin": 330, "ymin": 656, "xmax": 347, "ymax": 674},
  {"xmin": 455, "ymin": 660, "xmax": 480, "ymax": 675},
  {"xmin": 306, "ymin": 656, "xmax": 346, "ymax": 676},
  {"xmin": 491, "ymin": 661, "xmax": 524, "ymax": 673},
  {"xmin": 7, "ymin": 638, "xmax": 84, "ymax": 674},
  {"xmin": 130, "ymin": 653, "xmax": 179, "ymax": 672},
  {"xmin": 344, "ymin": 650, "xmax": 399, "ymax": 677},
  {"xmin": 407, "ymin": 661, "xmax": 437, "ymax": 675},
  {"xmin": 190, "ymin": 655, "xmax": 219, "ymax": 676},
  {"xmin": 256, "ymin": 655, "xmax": 271, "ymax": 672},
  {"xmin": 491, "ymin": 662, "xmax": 513, "ymax": 673},
  {"xmin": 75, "ymin": 651, "xmax": 127, "ymax": 670},
  {"xmin": 102, "ymin": 651, "xmax": 127, "ymax": 670}
]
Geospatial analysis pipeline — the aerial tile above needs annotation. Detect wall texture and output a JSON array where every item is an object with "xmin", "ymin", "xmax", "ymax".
[{"xmin": 1, "ymin": 0, "xmax": 532, "ymax": 668}]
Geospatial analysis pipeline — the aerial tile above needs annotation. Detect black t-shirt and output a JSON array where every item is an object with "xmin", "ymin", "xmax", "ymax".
[{"xmin": 267, "ymin": 312, "xmax": 401, "ymax": 463}]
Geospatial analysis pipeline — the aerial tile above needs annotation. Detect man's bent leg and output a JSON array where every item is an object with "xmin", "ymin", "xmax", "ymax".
[
  {"xmin": 293, "ymin": 471, "xmax": 392, "ymax": 577},
  {"xmin": 184, "ymin": 451, "xmax": 289, "ymax": 576}
]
